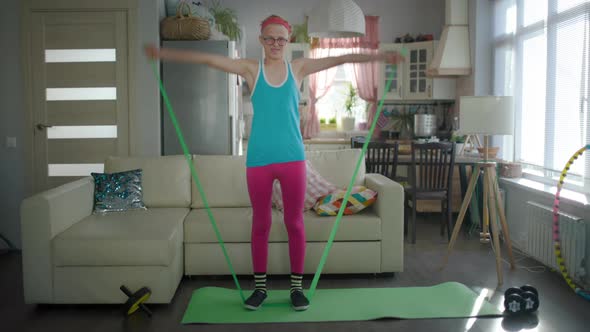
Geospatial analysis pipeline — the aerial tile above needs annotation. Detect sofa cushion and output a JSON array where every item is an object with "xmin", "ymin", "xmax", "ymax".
[
  {"xmin": 305, "ymin": 149, "xmax": 366, "ymax": 188},
  {"xmin": 191, "ymin": 155, "xmax": 251, "ymax": 208},
  {"xmin": 184, "ymin": 207, "xmax": 381, "ymax": 243},
  {"xmin": 53, "ymin": 208, "xmax": 188, "ymax": 267},
  {"xmin": 314, "ymin": 186, "xmax": 378, "ymax": 216},
  {"xmin": 105, "ymin": 155, "xmax": 191, "ymax": 208},
  {"xmin": 91, "ymin": 169, "xmax": 147, "ymax": 213}
]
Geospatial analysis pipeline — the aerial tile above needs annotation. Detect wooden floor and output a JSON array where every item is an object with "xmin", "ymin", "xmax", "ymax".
[{"xmin": 2, "ymin": 214, "xmax": 589, "ymax": 331}]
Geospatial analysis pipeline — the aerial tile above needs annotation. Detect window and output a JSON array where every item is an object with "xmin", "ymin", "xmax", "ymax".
[
  {"xmin": 316, "ymin": 64, "xmax": 367, "ymax": 131},
  {"xmin": 493, "ymin": 0, "xmax": 590, "ymax": 191}
]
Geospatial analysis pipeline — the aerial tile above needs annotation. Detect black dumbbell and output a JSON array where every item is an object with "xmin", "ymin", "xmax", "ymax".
[
  {"xmin": 120, "ymin": 285, "xmax": 152, "ymax": 317},
  {"xmin": 504, "ymin": 285, "xmax": 539, "ymax": 314},
  {"xmin": 520, "ymin": 285, "xmax": 540, "ymax": 313}
]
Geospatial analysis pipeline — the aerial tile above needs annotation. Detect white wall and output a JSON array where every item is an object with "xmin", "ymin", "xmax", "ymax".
[
  {"xmin": 0, "ymin": 0, "xmax": 26, "ymax": 249},
  {"xmin": 456, "ymin": 0, "xmax": 493, "ymax": 99},
  {"xmin": 220, "ymin": 0, "xmax": 445, "ymax": 59},
  {"xmin": 472, "ymin": 0, "xmax": 493, "ymax": 96},
  {"xmin": 133, "ymin": 0, "xmax": 164, "ymax": 156}
]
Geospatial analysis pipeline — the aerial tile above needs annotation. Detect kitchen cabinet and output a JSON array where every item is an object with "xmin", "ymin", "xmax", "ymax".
[
  {"xmin": 379, "ymin": 41, "xmax": 456, "ymax": 101},
  {"xmin": 378, "ymin": 43, "xmax": 405, "ymax": 100}
]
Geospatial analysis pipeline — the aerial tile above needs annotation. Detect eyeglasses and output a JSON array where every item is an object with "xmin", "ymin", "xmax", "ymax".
[{"xmin": 262, "ymin": 36, "xmax": 288, "ymax": 46}]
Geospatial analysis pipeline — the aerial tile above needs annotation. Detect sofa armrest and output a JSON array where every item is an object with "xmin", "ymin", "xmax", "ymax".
[
  {"xmin": 365, "ymin": 173, "xmax": 404, "ymax": 272},
  {"xmin": 20, "ymin": 177, "xmax": 94, "ymax": 303}
]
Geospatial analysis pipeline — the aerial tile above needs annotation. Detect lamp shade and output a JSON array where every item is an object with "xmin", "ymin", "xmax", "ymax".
[
  {"xmin": 308, "ymin": 0, "xmax": 365, "ymax": 38},
  {"xmin": 459, "ymin": 96, "xmax": 514, "ymax": 135}
]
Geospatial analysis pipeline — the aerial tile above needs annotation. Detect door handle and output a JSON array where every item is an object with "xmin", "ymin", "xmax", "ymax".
[{"xmin": 36, "ymin": 123, "xmax": 53, "ymax": 130}]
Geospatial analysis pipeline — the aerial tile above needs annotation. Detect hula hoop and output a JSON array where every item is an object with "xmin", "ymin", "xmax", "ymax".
[{"xmin": 552, "ymin": 145, "xmax": 590, "ymax": 301}]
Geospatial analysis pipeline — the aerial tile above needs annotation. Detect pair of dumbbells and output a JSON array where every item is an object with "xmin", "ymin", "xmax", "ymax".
[{"xmin": 503, "ymin": 285, "xmax": 540, "ymax": 314}]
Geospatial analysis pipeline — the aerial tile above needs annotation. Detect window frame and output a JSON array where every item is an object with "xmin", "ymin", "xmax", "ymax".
[{"xmin": 493, "ymin": 0, "xmax": 590, "ymax": 192}]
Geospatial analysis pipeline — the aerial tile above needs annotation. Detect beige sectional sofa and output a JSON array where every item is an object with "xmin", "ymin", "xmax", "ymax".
[{"xmin": 20, "ymin": 149, "xmax": 404, "ymax": 304}]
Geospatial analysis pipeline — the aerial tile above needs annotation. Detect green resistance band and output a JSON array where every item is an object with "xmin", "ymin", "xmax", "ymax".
[
  {"xmin": 151, "ymin": 62, "xmax": 246, "ymax": 303},
  {"xmin": 152, "ymin": 48, "xmax": 406, "ymax": 304},
  {"xmin": 306, "ymin": 49, "xmax": 406, "ymax": 301}
]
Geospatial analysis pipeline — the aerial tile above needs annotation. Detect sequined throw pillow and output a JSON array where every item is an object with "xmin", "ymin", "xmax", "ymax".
[{"xmin": 91, "ymin": 169, "xmax": 147, "ymax": 213}]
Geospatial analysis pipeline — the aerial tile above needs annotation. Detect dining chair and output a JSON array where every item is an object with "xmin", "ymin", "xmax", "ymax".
[
  {"xmin": 351, "ymin": 137, "xmax": 399, "ymax": 181},
  {"xmin": 405, "ymin": 142, "xmax": 456, "ymax": 244}
]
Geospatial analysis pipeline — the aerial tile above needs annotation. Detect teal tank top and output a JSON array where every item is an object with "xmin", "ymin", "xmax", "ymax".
[{"xmin": 246, "ymin": 59, "xmax": 305, "ymax": 167}]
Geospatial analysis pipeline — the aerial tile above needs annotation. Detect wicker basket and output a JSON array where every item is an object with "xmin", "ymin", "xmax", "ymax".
[
  {"xmin": 499, "ymin": 162, "xmax": 522, "ymax": 178},
  {"xmin": 160, "ymin": 1, "xmax": 210, "ymax": 40}
]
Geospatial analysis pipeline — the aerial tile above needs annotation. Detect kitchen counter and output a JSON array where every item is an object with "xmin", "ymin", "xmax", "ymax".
[
  {"xmin": 303, "ymin": 138, "xmax": 349, "ymax": 145},
  {"xmin": 243, "ymin": 138, "xmax": 349, "ymax": 145}
]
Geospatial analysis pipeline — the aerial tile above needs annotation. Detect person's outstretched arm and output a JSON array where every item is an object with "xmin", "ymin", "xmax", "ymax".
[
  {"xmin": 145, "ymin": 44, "xmax": 257, "ymax": 84},
  {"xmin": 294, "ymin": 52, "xmax": 404, "ymax": 79}
]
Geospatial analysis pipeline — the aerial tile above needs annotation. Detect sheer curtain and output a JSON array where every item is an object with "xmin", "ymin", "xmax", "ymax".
[
  {"xmin": 303, "ymin": 16, "xmax": 380, "ymax": 138},
  {"xmin": 303, "ymin": 47, "xmax": 342, "ymax": 139},
  {"xmin": 349, "ymin": 16, "xmax": 380, "ymax": 138}
]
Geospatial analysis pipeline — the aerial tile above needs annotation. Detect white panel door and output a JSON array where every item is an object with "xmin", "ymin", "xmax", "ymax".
[{"xmin": 30, "ymin": 11, "xmax": 130, "ymax": 191}]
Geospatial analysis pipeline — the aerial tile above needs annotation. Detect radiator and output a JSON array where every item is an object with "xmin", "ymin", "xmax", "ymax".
[{"xmin": 526, "ymin": 201, "xmax": 587, "ymax": 283}]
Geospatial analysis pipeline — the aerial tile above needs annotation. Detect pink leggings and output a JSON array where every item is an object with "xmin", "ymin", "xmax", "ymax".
[{"xmin": 246, "ymin": 161, "xmax": 306, "ymax": 274}]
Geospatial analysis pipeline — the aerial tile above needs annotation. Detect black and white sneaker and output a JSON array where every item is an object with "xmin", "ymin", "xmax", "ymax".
[
  {"xmin": 290, "ymin": 290, "xmax": 310, "ymax": 311},
  {"xmin": 244, "ymin": 290, "xmax": 267, "ymax": 310}
]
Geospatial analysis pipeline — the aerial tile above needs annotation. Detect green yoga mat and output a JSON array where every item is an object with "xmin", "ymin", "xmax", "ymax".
[{"xmin": 181, "ymin": 282, "xmax": 502, "ymax": 324}]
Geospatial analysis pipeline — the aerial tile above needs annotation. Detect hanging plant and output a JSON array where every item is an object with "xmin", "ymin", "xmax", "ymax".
[
  {"xmin": 291, "ymin": 17, "xmax": 311, "ymax": 44},
  {"xmin": 208, "ymin": 0, "xmax": 242, "ymax": 41}
]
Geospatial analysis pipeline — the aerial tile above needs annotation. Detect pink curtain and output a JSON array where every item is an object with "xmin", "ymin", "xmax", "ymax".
[
  {"xmin": 303, "ymin": 47, "xmax": 340, "ymax": 138},
  {"xmin": 349, "ymin": 16, "xmax": 380, "ymax": 138},
  {"xmin": 303, "ymin": 16, "xmax": 380, "ymax": 139}
]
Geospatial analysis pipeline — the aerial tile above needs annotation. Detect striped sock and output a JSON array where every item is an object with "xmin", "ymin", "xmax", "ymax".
[
  {"xmin": 290, "ymin": 273, "xmax": 303, "ymax": 293},
  {"xmin": 254, "ymin": 273, "xmax": 267, "ymax": 293}
]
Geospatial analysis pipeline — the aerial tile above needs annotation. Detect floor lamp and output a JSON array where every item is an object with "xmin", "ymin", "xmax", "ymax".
[
  {"xmin": 459, "ymin": 134, "xmax": 482, "ymax": 155},
  {"xmin": 441, "ymin": 96, "xmax": 516, "ymax": 285}
]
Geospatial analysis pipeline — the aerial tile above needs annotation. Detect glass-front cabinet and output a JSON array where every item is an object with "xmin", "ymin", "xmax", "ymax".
[
  {"xmin": 378, "ymin": 43, "xmax": 405, "ymax": 100},
  {"xmin": 379, "ymin": 41, "xmax": 455, "ymax": 101},
  {"xmin": 405, "ymin": 41, "xmax": 432, "ymax": 100}
]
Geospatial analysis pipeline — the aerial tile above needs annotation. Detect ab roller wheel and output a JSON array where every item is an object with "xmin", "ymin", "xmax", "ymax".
[
  {"xmin": 120, "ymin": 285, "xmax": 152, "ymax": 317},
  {"xmin": 503, "ymin": 285, "xmax": 540, "ymax": 315}
]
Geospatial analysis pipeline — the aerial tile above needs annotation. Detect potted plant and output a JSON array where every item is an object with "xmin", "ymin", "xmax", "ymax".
[
  {"xmin": 291, "ymin": 17, "xmax": 311, "ymax": 44},
  {"xmin": 342, "ymin": 83, "xmax": 358, "ymax": 131},
  {"xmin": 390, "ymin": 109, "xmax": 413, "ymax": 139},
  {"xmin": 208, "ymin": 0, "xmax": 241, "ymax": 41},
  {"xmin": 357, "ymin": 103, "xmax": 371, "ymax": 130},
  {"xmin": 450, "ymin": 131, "xmax": 466, "ymax": 154}
]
